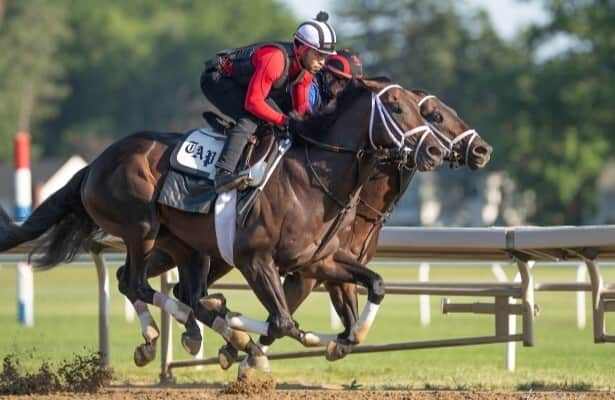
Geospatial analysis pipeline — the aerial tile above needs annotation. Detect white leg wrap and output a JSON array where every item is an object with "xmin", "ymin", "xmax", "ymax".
[
  {"xmin": 349, "ymin": 301, "xmax": 380, "ymax": 343},
  {"xmin": 257, "ymin": 341, "xmax": 269, "ymax": 355},
  {"xmin": 153, "ymin": 292, "xmax": 190, "ymax": 324},
  {"xmin": 212, "ymin": 316, "xmax": 234, "ymax": 341},
  {"xmin": 227, "ymin": 314, "xmax": 269, "ymax": 336},
  {"xmin": 134, "ymin": 300, "xmax": 158, "ymax": 342}
]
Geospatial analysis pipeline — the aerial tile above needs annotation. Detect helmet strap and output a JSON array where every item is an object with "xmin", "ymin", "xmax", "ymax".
[{"xmin": 294, "ymin": 43, "xmax": 309, "ymax": 70}]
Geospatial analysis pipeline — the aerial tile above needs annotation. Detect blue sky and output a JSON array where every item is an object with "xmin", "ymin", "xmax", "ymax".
[{"xmin": 286, "ymin": 0, "xmax": 548, "ymax": 39}]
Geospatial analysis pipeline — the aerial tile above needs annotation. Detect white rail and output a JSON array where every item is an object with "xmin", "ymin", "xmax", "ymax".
[{"xmin": 5, "ymin": 225, "xmax": 615, "ymax": 378}]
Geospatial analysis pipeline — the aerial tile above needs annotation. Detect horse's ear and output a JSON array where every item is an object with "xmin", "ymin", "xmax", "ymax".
[{"xmin": 357, "ymin": 78, "xmax": 386, "ymax": 92}]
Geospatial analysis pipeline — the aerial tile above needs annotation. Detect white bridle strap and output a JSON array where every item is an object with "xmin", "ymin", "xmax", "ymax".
[
  {"xmin": 418, "ymin": 94, "xmax": 436, "ymax": 108},
  {"xmin": 418, "ymin": 94, "xmax": 480, "ymax": 158},
  {"xmin": 369, "ymin": 84, "xmax": 433, "ymax": 152}
]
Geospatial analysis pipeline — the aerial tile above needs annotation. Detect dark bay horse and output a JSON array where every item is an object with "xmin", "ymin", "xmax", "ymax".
[
  {"xmin": 212, "ymin": 89, "xmax": 494, "ymax": 372},
  {"xmin": 0, "ymin": 79, "xmax": 445, "ymax": 370},
  {"xmin": 254, "ymin": 90, "xmax": 494, "ymax": 361},
  {"xmin": 121, "ymin": 88, "xmax": 493, "ymax": 373}
]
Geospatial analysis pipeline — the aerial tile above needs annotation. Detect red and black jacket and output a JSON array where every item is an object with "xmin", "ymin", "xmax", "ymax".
[{"xmin": 206, "ymin": 42, "xmax": 312, "ymax": 127}]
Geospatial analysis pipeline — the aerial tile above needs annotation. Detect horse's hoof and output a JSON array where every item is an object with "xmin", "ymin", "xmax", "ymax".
[
  {"xmin": 248, "ymin": 354, "xmax": 271, "ymax": 373},
  {"xmin": 217, "ymin": 345, "xmax": 237, "ymax": 370},
  {"xmin": 325, "ymin": 340, "xmax": 352, "ymax": 362},
  {"xmin": 134, "ymin": 341, "xmax": 157, "ymax": 367},
  {"xmin": 199, "ymin": 293, "xmax": 227, "ymax": 313},
  {"xmin": 237, "ymin": 356, "xmax": 254, "ymax": 381},
  {"xmin": 181, "ymin": 332, "xmax": 202, "ymax": 356},
  {"xmin": 301, "ymin": 331, "xmax": 328, "ymax": 347}
]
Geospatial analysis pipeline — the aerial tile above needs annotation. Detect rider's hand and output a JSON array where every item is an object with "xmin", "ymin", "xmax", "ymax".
[{"xmin": 278, "ymin": 118, "xmax": 292, "ymax": 140}]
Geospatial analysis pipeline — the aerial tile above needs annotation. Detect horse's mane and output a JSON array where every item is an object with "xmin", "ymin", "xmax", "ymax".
[
  {"xmin": 411, "ymin": 88, "xmax": 430, "ymax": 97},
  {"xmin": 366, "ymin": 76, "xmax": 392, "ymax": 84},
  {"xmin": 294, "ymin": 76, "xmax": 393, "ymax": 139}
]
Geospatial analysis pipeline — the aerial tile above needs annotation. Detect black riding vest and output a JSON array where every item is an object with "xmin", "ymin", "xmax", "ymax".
[{"xmin": 205, "ymin": 42, "xmax": 304, "ymax": 92}]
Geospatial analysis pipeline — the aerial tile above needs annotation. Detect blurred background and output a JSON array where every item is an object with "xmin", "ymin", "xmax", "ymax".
[{"xmin": 0, "ymin": 0, "xmax": 613, "ymax": 227}]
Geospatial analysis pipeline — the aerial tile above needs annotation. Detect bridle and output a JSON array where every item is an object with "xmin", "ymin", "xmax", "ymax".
[
  {"xmin": 369, "ymin": 84, "xmax": 435, "ymax": 166},
  {"xmin": 352, "ymin": 93, "xmax": 482, "ymax": 260},
  {"xmin": 293, "ymin": 82, "xmax": 434, "ymax": 264},
  {"xmin": 417, "ymin": 94, "xmax": 479, "ymax": 168}
]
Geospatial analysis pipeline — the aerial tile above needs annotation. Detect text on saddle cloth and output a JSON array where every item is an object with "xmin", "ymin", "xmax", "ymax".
[{"xmin": 170, "ymin": 128, "xmax": 226, "ymax": 179}]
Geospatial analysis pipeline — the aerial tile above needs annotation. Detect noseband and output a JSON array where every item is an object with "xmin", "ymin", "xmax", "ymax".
[
  {"xmin": 370, "ymin": 84, "xmax": 434, "ymax": 166},
  {"xmin": 417, "ymin": 95, "xmax": 479, "ymax": 167}
]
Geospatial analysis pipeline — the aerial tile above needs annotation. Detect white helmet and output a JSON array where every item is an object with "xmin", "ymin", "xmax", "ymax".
[{"xmin": 294, "ymin": 11, "xmax": 337, "ymax": 55}]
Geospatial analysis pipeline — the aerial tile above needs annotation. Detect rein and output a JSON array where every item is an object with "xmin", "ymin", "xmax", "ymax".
[{"xmin": 354, "ymin": 165, "xmax": 416, "ymax": 261}]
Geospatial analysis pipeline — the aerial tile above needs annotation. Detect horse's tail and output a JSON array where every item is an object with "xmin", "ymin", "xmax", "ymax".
[{"xmin": 0, "ymin": 166, "xmax": 98, "ymax": 269}]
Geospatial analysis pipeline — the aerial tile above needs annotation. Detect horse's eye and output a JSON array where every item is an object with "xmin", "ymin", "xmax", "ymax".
[
  {"xmin": 389, "ymin": 102, "xmax": 403, "ymax": 114},
  {"xmin": 431, "ymin": 111, "xmax": 443, "ymax": 123}
]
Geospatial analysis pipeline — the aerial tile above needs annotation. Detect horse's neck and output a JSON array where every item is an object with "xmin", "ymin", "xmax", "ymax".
[
  {"xmin": 290, "ymin": 114, "xmax": 372, "ymax": 209},
  {"xmin": 358, "ymin": 165, "xmax": 404, "ymax": 219},
  {"xmin": 283, "ymin": 143, "xmax": 364, "ymax": 208},
  {"xmin": 346, "ymin": 165, "xmax": 412, "ymax": 262}
]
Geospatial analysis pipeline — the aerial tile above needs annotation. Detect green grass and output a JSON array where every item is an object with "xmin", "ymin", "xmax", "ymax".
[{"xmin": 1, "ymin": 262, "xmax": 614, "ymax": 389}]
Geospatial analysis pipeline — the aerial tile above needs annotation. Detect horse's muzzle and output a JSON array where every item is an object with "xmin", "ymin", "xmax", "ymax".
[
  {"xmin": 468, "ymin": 141, "xmax": 493, "ymax": 170},
  {"xmin": 416, "ymin": 144, "xmax": 445, "ymax": 172}
]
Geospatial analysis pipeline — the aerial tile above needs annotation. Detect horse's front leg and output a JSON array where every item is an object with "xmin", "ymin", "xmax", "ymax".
[
  {"xmin": 298, "ymin": 254, "xmax": 385, "ymax": 360},
  {"xmin": 218, "ymin": 273, "xmax": 321, "ymax": 371},
  {"xmin": 228, "ymin": 255, "xmax": 302, "ymax": 341},
  {"xmin": 258, "ymin": 273, "xmax": 321, "ymax": 347},
  {"xmin": 324, "ymin": 281, "xmax": 359, "ymax": 340}
]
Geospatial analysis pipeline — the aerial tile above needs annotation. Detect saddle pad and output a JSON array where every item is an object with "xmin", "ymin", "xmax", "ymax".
[
  {"xmin": 157, "ymin": 169, "xmax": 217, "ymax": 214},
  {"xmin": 170, "ymin": 128, "xmax": 226, "ymax": 179}
]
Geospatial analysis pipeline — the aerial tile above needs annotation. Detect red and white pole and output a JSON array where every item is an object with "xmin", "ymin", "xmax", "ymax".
[
  {"xmin": 15, "ymin": 131, "xmax": 33, "ymax": 327},
  {"xmin": 14, "ymin": 132, "xmax": 32, "ymax": 221}
]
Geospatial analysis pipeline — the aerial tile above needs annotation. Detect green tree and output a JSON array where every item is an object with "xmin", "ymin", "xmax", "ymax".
[
  {"xmin": 337, "ymin": 0, "xmax": 614, "ymax": 224},
  {"xmin": 517, "ymin": 0, "xmax": 615, "ymax": 223},
  {"xmin": 42, "ymin": 0, "xmax": 298, "ymax": 159},
  {"xmin": 0, "ymin": 0, "xmax": 70, "ymax": 160}
]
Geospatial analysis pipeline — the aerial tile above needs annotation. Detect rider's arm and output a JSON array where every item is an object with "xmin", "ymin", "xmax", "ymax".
[
  {"xmin": 291, "ymin": 71, "xmax": 313, "ymax": 116},
  {"xmin": 244, "ymin": 47, "xmax": 288, "ymax": 127}
]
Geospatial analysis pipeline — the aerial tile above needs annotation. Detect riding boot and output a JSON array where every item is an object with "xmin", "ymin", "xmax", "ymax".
[{"xmin": 214, "ymin": 120, "xmax": 254, "ymax": 193}]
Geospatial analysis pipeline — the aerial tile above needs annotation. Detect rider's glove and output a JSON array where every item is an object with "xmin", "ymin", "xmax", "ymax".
[{"xmin": 278, "ymin": 118, "xmax": 292, "ymax": 140}]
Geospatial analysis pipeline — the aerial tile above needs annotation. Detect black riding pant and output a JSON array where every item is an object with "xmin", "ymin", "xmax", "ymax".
[{"xmin": 200, "ymin": 72, "xmax": 282, "ymax": 173}]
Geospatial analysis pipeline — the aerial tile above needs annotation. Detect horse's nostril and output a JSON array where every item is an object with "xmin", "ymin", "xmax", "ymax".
[
  {"xmin": 427, "ymin": 146, "xmax": 442, "ymax": 159},
  {"xmin": 473, "ymin": 145, "xmax": 489, "ymax": 156}
]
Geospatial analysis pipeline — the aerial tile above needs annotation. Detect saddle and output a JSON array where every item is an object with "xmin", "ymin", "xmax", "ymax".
[{"xmin": 157, "ymin": 122, "xmax": 286, "ymax": 216}]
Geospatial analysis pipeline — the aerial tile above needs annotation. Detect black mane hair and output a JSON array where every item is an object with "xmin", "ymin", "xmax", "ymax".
[
  {"xmin": 364, "ymin": 76, "xmax": 392, "ymax": 84},
  {"xmin": 294, "ymin": 76, "xmax": 393, "ymax": 139},
  {"xmin": 294, "ymin": 79, "xmax": 368, "ymax": 138},
  {"xmin": 411, "ymin": 88, "xmax": 430, "ymax": 97}
]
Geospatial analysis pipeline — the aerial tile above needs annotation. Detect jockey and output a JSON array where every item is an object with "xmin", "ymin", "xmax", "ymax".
[
  {"xmin": 200, "ymin": 12, "xmax": 337, "ymax": 193},
  {"xmin": 309, "ymin": 49, "xmax": 364, "ymax": 112}
]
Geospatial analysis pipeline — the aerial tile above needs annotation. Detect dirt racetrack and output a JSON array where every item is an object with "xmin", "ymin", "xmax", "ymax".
[{"xmin": 2, "ymin": 387, "xmax": 614, "ymax": 400}]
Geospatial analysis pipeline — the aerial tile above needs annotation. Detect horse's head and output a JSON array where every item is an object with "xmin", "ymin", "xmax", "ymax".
[
  {"xmin": 356, "ymin": 78, "xmax": 445, "ymax": 172},
  {"xmin": 409, "ymin": 90, "xmax": 493, "ymax": 171}
]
